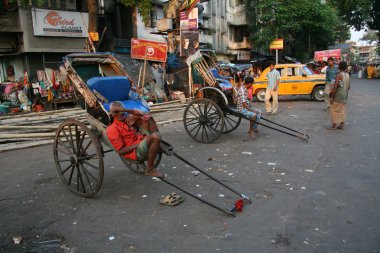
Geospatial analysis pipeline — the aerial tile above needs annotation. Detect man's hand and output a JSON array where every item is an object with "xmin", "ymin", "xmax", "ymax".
[
  {"xmin": 273, "ymin": 86, "xmax": 278, "ymax": 92},
  {"xmin": 132, "ymin": 110, "xmax": 144, "ymax": 117}
]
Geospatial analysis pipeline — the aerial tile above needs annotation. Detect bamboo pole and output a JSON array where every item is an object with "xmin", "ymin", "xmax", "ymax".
[
  {"xmin": 141, "ymin": 46, "xmax": 148, "ymax": 89},
  {"xmin": 0, "ymin": 108, "xmax": 84, "ymax": 120}
]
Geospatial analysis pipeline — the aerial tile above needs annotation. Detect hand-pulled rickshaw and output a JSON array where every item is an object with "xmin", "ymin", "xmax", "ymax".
[
  {"xmin": 53, "ymin": 53, "xmax": 250, "ymax": 217},
  {"xmin": 183, "ymin": 51, "xmax": 310, "ymax": 143}
]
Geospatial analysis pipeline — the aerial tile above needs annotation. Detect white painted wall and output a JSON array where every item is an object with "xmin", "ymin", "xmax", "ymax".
[{"xmin": 136, "ymin": 6, "xmax": 166, "ymax": 42}]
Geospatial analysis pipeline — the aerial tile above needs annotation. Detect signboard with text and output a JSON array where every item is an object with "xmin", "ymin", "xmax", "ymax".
[
  {"xmin": 270, "ymin": 39, "xmax": 284, "ymax": 50},
  {"xmin": 314, "ymin": 49, "xmax": 341, "ymax": 62},
  {"xmin": 180, "ymin": 8, "xmax": 198, "ymax": 30},
  {"xmin": 31, "ymin": 8, "xmax": 89, "ymax": 37},
  {"xmin": 131, "ymin": 38, "xmax": 168, "ymax": 62}
]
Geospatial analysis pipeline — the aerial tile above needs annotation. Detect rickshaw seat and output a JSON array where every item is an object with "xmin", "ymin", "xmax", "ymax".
[
  {"xmin": 102, "ymin": 99, "xmax": 149, "ymax": 113},
  {"xmin": 210, "ymin": 68, "xmax": 233, "ymax": 80},
  {"xmin": 87, "ymin": 76, "xmax": 131, "ymax": 102},
  {"xmin": 87, "ymin": 76, "xmax": 149, "ymax": 113},
  {"xmin": 216, "ymin": 79, "xmax": 233, "ymax": 91}
]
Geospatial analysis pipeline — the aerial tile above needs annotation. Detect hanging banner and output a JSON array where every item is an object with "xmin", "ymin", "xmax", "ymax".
[
  {"xmin": 180, "ymin": 8, "xmax": 198, "ymax": 30},
  {"xmin": 131, "ymin": 38, "xmax": 168, "ymax": 62},
  {"xmin": 270, "ymin": 39, "xmax": 284, "ymax": 50},
  {"xmin": 314, "ymin": 49, "xmax": 341, "ymax": 61},
  {"xmin": 31, "ymin": 8, "xmax": 89, "ymax": 37}
]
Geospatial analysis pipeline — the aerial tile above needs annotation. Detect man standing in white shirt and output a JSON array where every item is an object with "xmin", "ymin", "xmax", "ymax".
[{"xmin": 265, "ymin": 62, "xmax": 281, "ymax": 115}]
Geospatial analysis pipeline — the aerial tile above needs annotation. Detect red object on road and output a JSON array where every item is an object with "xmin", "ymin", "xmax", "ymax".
[{"xmin": 234, "ymin": 199, "xmax": 244, "ymax": 212}]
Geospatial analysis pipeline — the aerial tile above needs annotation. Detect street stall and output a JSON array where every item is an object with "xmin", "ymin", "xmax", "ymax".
[{"xmin": 0, "ymin": 68, "xmax": 77, "ymax": 115}]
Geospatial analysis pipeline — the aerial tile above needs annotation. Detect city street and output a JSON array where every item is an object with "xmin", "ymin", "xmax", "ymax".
[{"xmin": 1, "ymin": 77, "xmax": 379, "ymax": 253}]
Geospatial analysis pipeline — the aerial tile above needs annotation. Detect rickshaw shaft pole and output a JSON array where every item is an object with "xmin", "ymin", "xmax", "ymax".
[
  {"xmin": 260, "ymin": 117, "xmax": 306, "ymax": 135},
  {"xmin": 160, "ymin": 177, "xmax": 235, "ymax": 217},
  {"xmin": 173, "ymin": 152, "xmax": 252, "ymax": 203},
  {"xmin": 257, "ymin": 122, "xmax": 306, "ymax": 141}
]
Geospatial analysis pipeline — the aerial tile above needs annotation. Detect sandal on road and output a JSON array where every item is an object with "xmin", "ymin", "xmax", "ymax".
[{"xmin": 160, "ymin": 192, "xmax": 184, "ymax": 206}]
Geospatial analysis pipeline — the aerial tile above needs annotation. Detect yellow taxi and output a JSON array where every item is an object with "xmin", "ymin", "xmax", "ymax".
[{"xmin": 253, "ymin": 64, "xmax": 326, "ymax": 102}]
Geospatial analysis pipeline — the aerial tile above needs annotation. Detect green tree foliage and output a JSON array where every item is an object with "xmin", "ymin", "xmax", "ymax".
[
  {"xmin": 245, "ymin": 0, "xmax": 350, "ymax": 61},
  {"xmin": 335, "ymin": 0, "xmax": 380, "ymax": 34},
  {"xmin": 361, "ymin": 29, "xmax": 379, "ymax": 44},
  {"xmin": 120, "ymin": 0, "xmax": 152, "ymax": 25}
]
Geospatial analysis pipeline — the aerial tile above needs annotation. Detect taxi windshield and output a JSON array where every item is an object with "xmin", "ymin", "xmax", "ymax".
[{"xmin": 302, "ymin": 66, "xmax": 314, "ymax": 76}]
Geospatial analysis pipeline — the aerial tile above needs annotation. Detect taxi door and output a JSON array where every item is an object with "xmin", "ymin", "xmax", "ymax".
[{"xmin": 278, "ymin": 67, "xmax": 303, "ymax": 95}]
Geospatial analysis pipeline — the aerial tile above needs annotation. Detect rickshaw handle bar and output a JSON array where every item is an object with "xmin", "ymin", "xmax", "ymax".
[
  {"xmin": 160, "ymin": 177, "xmax": 236, "ymax": 217},
  {"xmin": 257, "ymin": 122, "xmax": 308, "ymax": 142},
  {"xmin": 173, "ymin": 152, "xmax": 252, "ymax": 204},
  {"xmin": 260, "ymin": 116, "xmax": 307, "ymax": 136}
]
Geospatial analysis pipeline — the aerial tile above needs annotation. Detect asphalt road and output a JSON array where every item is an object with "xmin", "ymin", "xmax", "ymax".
[{"xmin": 1, "ymin": 77, "xmax": 379, "ymax": 253}]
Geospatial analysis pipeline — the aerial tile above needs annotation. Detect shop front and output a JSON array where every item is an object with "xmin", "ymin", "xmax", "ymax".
[{"xmin": 0, "ymin": 7, "xmax": 89, "ymax": 114}]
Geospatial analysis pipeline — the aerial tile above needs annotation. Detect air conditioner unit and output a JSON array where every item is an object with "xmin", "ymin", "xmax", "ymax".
[{"xmin": 156, "ymin": 18, "xmax": 173, "ymax": 31}]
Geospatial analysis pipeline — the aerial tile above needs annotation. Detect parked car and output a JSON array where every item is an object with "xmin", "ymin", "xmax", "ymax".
[{"xmin": 252, "ymin": 64, "xmax": 326, "ymax": 102}]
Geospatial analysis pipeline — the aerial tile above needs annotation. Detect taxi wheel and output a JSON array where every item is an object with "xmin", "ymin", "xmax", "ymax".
[
  {"xmin": 255, "ymin": 89, "xmax": 266, "ymax": 102},
  {"xmin": 312, "ymin": 85, "xmax": 325, "ymax": 102}
]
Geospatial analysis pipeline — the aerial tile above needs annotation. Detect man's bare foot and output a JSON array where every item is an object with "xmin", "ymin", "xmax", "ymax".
[
  {"xmin": 248, "ymin": 130, "xmax": 255, "ymax": 137},
  {"xmin": 145, "ymin": 168, "xmax": 164, "ymax": 178}
]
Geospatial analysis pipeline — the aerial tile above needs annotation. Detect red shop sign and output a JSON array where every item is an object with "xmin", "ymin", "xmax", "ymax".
[{"xmin": 131, "ymin": 38, "xmax": 168, "ymax": 62}]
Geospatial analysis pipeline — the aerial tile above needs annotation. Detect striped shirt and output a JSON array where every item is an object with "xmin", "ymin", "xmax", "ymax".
[{"xmin": 266, "ymin": 69, "xmax": 281, "ymax": 90}]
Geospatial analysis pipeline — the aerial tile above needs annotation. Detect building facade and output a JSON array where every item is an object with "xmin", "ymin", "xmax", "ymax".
[{"xmin": 0, "ymin": 0, "xmax": 89, "ymax": 82}]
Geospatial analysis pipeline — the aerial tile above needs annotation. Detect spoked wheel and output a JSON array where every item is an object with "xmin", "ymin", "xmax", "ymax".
[
  {"xmin": 53, "ymin": 119, "xmax": 104, "ymax": 198},
  {"xmin": 223, "ymin": 112, "xmax": 242, "ymax": 134},
  {"xmin": 120, "ymin": 152, "xmax": 162, "ymax": 174},
  {"xmin": 183, "ymin": 98, "xmax": 225, "ymax": 143}
]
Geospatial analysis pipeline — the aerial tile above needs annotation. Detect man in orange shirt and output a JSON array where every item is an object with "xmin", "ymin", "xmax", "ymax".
[{"xmin": 106, "ymin": 101, "xmax": 163, "ymax": 178}]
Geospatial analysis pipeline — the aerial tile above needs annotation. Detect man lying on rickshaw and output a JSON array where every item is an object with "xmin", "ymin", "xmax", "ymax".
[{"xmin": 106, "ymin": 101, "xmax": 164, "ymax": 178}]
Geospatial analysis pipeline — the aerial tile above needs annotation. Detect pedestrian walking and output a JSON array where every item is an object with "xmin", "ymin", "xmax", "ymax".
[
  {"xmin": 324, "ymin": 57, "xmax": 338, "ymax": 111},
  {"xmin": 265, "ymin": 62, "xmax": 281, "ymax": 115},
  {"xmin": 328, "ymin": 61, "xmax": 350, "ymax": 130}
]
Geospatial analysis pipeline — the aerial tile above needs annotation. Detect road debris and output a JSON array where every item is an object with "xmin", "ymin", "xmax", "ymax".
[
  {"xmin": 108, "ymin": 236, "xmax": 115, "ymax": 241},
  {"xmin": 152, "ymin": 177, "xmax": 161, "ymax": 182},
  {"xmin": 13, "ymin": 236, "xmax": 22, "ymax": 244},
  {"xmin": 242, "ymin": 151, "xmax": 253, "ymax": 155},
  {"xmin": 191, "ymin": 171, "xmax": 200, "ymax": 176}
]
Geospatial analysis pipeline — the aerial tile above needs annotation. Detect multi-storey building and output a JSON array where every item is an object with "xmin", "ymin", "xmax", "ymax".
[
  {"xmin": 0, "ymin": 0, "xmax": 89, "ymax": 82},
  {"xmin": 198, "ymin": 0, "xmax": 251, "ymax": 61}
]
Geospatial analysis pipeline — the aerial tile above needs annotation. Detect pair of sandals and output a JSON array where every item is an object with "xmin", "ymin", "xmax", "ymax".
[{"xmin": 160, "ymin": 192, "xmax": 184, "ymax": 206}]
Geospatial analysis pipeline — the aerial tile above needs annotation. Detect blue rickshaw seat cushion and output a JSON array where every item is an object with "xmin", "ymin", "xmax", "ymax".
[
  {"xmin": 87, "ymin": 76, "xmax": 131, "ymax": 102},
  {"xmin": 102, "ymin": 100, "xmax": 149, "ymax": 113}
]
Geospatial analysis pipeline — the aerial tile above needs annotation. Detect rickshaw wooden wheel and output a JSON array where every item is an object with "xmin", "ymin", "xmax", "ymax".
[
  {"xmin": 53, "ymin": 119, "xmax": 104, "ymax": 198},
  {"xmin": 120, "ymin": 153, "xmax": 162, "ymax": 174},
  {"xmin": 183, "ymin": 98, "xmax": 225, "ymax": 143},
  {"xmin": 223, "ymin": 112, "xmax": 242, "ymax": 134}
]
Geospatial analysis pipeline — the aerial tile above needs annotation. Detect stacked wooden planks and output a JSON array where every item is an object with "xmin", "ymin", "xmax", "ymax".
[
  {"xmin": 0, "ymin": 107, "xmax": 88, "ymax": 152},
  {"xmin": 0, "ymin": 99, "xmax": 190, "ymax": 152}
]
